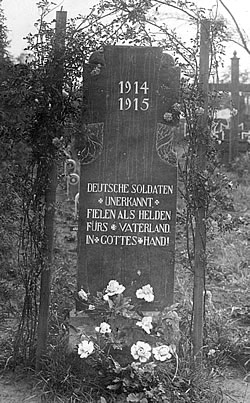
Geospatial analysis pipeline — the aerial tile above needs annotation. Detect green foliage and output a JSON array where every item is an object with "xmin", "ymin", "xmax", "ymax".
[{"xmin": 205, "ymin": 305, "xmax": 250, "ymax": 372}]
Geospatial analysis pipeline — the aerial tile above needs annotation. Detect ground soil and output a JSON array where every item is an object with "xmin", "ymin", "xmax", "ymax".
[
  {"xmin": 220, "ymin": 378, "xmax": 250, "ymax": 403},
  {"xmin": 0, "ymin": 370, "xmax": 249, "ymax": 402},
  {"xmin": 0, "ymin": 372, "xmax": 42, "ymax": 403}
]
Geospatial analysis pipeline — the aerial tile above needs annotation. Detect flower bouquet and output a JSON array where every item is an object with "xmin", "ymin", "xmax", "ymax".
[{"xmin": 73, "ymin": 280, "xmax": 180, "ymax": 401}]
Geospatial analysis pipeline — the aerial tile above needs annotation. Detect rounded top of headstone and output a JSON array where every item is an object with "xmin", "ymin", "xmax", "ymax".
[{"xmin": 161, "ymin": 52, "xmax": 175, "ymax": 67}]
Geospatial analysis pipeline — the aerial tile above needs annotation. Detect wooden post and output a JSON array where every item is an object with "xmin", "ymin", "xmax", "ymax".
[
  {"xmin": 193, "ymin": 19, "xmax": 210, "ymax": 364},
  {"xmin": 36, "ymin": 10, "xmax": 67, "ymax": 369},
  {"xmin": 230, "ymin": 51, "xmax": 240, "ymax": 162}
]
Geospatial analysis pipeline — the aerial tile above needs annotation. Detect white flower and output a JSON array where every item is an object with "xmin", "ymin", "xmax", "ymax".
[
  {"xmin": 152, "ymin": 345, "xmax": 172, "ymax": 361},
  {"xmin": 78, "ymin": 340, "xmax": 94, "ymax": 358},
  {"xmin": 88, "ymin": 304, "xmax": 95, "ymax": 310},
  {"xmin": 136, "ymin": 284, "xmax": 154, "ymax": 302},
  {"xmin": 136, "ymin": 316, "xmax": 153, "ymax": 334},
  {"xmin": 104, "ymin": 280, "xmax": 125, "ymax": 297},
  {"xmin": 95, "ymin": 322, "xmax": 112, "ymax": 334},
  {"xmin": 131, "ymin": 341, "xmax": 151, "ymax": 363},
  {"xmin": 78, "ymin": 288, "xmax": 88, "ymax": 301}
]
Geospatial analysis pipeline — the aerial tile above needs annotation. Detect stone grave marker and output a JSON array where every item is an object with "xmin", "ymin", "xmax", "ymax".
[{"xmin": 77, "ymin": 46, "xmax": 180, "ymax": 309}]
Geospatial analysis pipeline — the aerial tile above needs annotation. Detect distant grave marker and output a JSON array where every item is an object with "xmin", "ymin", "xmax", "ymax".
[
  {"xmin": 210, "ymin": 51, "xmax": 250, "ymax": 162},
  {"xmin": 77, "ymin": 46, "xmax": 180, "ymax": 309}
]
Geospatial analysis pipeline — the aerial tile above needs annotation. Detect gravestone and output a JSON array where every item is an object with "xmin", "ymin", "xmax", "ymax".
[{"xmin": 77, "ymin": 46, "xmax": 180, "ymax": 309}]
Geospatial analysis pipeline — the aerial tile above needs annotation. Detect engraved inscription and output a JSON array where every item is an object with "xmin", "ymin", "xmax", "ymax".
[
  {"xmin": 85, "ymin": 182, "xmax": 174, "ymax": 247},
  {"xmin": 118, "ymin": 81, "xmax": 150, "ymax": 111}
]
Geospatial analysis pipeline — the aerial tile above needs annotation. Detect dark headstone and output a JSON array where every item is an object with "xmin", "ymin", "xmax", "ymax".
[{"xmin": 77, "ymin": 46, "xmax": 179, "ymax": 309}]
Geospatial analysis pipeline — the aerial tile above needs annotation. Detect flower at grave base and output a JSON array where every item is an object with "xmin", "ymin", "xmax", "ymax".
[
  {"xmin": 78, "ymin": 288, "xmax": 88, "ymax": 301},
  {"xmin": 88, "ymin": 304, "xmax": 95, "ymax": 311},
  {"xmin": 95, "ymin": 322, "xmax": 112, "ymax": 334},
  {"xmin": 104, "ymin": 280, "xmax": 125, "ymax": 297},
  {"xmin": 163, "ymin": 112, "xmax": 173, "ymax": 122},
  {"xmin": 152, "ymin": 345, "xmax": 172, "ymax": 361},
  {"xmin": 78, "ymin": 339, "xmax": 94, "ymax": 358},
  {"xmin": 136, "ymin": 284, "xmax": 154, "ymax": 302},
  {"xmin": 136, "ymin": 316, "xmax": 153, "ymax": 334},
  {"xmin": 131, "ymin": 341, "xmax": 152, "ymax": 363}
]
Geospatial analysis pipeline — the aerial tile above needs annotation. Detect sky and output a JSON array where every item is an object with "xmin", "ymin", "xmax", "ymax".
[{"xmin": 2, "ymin": 0, "xmax": 250, "ymax": 72}]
